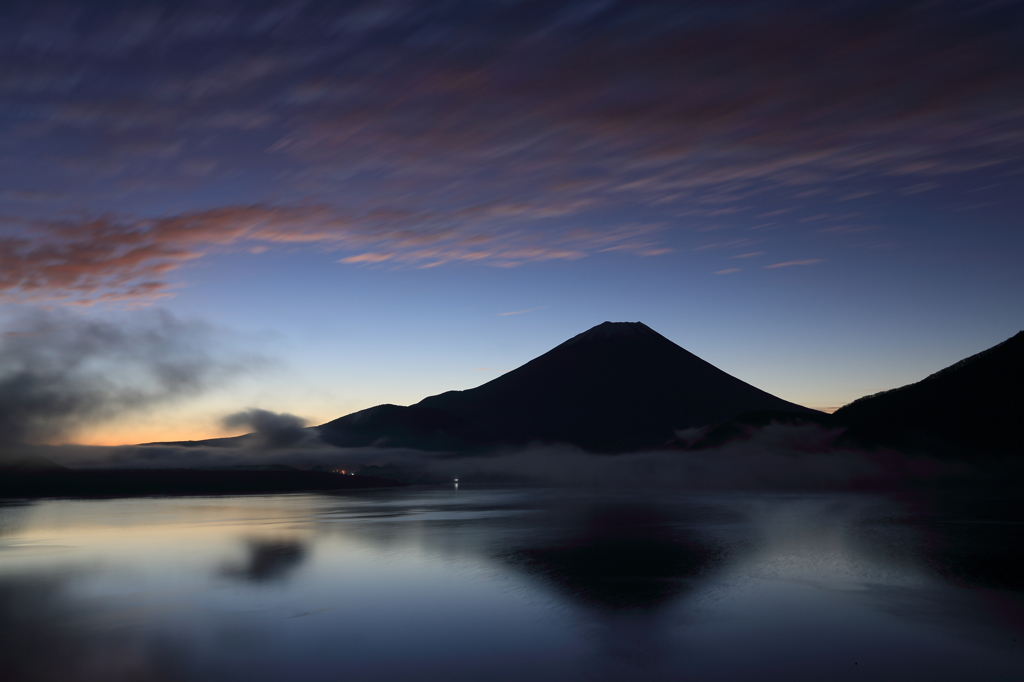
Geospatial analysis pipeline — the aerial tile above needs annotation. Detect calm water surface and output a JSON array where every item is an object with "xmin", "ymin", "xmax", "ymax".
[{"xmin": 2, "ymin": 486, "xmax": 1023, "ymax": 681}]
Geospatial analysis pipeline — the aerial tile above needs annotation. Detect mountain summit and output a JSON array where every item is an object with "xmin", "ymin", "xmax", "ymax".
[
  {"xmin": 319, "ymin": 321, "xmax": 814, "ymax": 453},
  {"xmin": 561, "ymin": 320, "xmax": 662, "ymax": 344}
]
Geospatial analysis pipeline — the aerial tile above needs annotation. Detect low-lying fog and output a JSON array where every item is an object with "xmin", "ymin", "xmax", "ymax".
[{"xmin": 27, "ymin": 418, "xmax": 1010, "ymax": 491}]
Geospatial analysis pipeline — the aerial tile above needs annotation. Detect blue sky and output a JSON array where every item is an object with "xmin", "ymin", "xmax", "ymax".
[{"xmin": 1, "ymin": 0, "xmax": 1022, "ymax": 444}]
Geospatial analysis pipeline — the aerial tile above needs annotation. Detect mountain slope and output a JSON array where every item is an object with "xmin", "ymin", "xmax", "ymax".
[
  {"xmin": 319, "ymin": 321, "xmax": 815, "ymax": 452},
  {"xmin": 834, "ymin": 331, "xmax": 1024, "ymax": 457}
]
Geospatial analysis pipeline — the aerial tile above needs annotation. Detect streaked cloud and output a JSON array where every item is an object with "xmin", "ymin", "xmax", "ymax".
[
  {"xmin": 1, "ymin": 1, "xmax": 1022, "ymax": 302},
  {"xmin": 694, "ymin": 239, "xmax": 765, "ymax": 252},
  {"xmin": 4, "ymin": 1, "xmax": 1021, "ymax": 198},
  {"xmin": 339, "ymin": 253, "xmax": 396, "ymax": 264},
  {"xmin": 1, "ymin": 203, "xmax": 667, "ymax": 304},
  {"xmin": 764, "ymin": 260, "xmax": 826, "ymax": 269},
  {"xmin": 1, "ymin": 190, "xmax": 67, "ymax": 202},
  {"xmin": 498, "ymin": 307, "xmax": 545, "ymax": 317}
]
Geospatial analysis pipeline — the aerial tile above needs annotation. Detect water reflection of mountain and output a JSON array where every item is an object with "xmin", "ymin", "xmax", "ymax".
[
  {"xmin": 913, "ymin": 495, "xmax": 1024, "ymax": 593},
  {"xmin": 501, "ymin": 502, "xmax": 739, "ymax": 611},
  {"xmin": 508, "ymin": 536, "xmax": 722, "ymax": 610},
  {"xmin": 851, "ymin": 494, "xmax": 1024, "ymax": 594},
  {"xmin": 307, "ymin": 491, "xmax": 748, "ymax": 612}
]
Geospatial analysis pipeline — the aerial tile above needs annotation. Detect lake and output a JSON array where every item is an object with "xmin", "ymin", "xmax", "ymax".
[{"xmin": 2, "ymin": 486, "xmax": 1023, "ymax": 681}]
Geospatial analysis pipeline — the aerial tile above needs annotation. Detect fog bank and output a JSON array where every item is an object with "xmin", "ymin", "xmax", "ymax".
[{"xmin": 33, "ymin": 421, "xmax": 1000, "ymax": 490}]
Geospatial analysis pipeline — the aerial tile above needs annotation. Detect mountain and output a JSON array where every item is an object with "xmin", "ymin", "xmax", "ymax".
[
  {"xmin": 0, "ymin": 445, "xmax": 65, "ymax": 471},
  {"xmin": 834, "ymin": 331, "xmax": 1023, "ymax": 457},
  {"xmin": 319, "ymin": 321, "xmax": 816, "ymax": 453},
  {"xmin": 0, "ymin": 469, "xmax": 406, "ymax": 499}
]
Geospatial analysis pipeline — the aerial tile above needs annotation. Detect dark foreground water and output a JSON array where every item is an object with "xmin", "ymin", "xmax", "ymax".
[{"xmin": 2, "ymin": 487, "xmax": 1023, "ymax": 681}]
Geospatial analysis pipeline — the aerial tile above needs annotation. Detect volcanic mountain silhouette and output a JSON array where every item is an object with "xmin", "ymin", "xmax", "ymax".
[
  {"xmin": 834, "ymin": 330, "xmax": 1023, "ymax": 457},
  {"xmin": 318, "ymin": 321, "xmax": 814, "ymax": 453}
]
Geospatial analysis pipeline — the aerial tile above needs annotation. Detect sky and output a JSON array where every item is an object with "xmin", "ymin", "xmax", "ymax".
[{"xmin": 1, "ymin": 0, "xmax": 1022, "ymax": 446}]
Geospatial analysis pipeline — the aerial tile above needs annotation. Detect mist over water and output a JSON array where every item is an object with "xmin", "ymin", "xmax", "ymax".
[
  {"xmin": 2, "ymin": 488, "xmax": 1022, "ymax": 681},
  {"xmin": 39, "ymin": 420, "xmax": 994, "ymax": 491}
]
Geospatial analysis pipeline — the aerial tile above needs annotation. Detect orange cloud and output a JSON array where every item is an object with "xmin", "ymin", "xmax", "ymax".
[
  {"xmin": 3, "ymin": 203, "xmax": 670, "ymax": 304},
  {"xmin": 339, "ymin": 252, "xmax": 396, "ymax": 264}
]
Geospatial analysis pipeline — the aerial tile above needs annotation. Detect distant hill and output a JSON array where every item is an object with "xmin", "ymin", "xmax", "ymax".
[
  {"xmin": 142, "ymin": 428, "xmax": 320, "ymax": 449},
  {"xmin": 319, "ymin": 321, "xmax": 816, "ymax": 453},
  {"xmin": 0, "ymin": 446, "xmax": 65, "ymax": 472},
  {"xmin": 142, "ymin": 435, "xmax": 252, "ymax": 448},
  {"xmin": 0, "ymin": 469, "xmax": 406, "ymax": 499},
  {"xmin": 834, "ymin": 331, "xmax": 1023, "ymax": 457}
]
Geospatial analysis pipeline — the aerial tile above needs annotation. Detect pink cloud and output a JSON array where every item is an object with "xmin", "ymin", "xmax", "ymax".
[
  {"xmin": 338, "ymin": 252, "xmax": 396, "ymax": 264},
  {"xmin": 764, "ymin": 259, "xmax": 826, "ymax": 269},
  {"xmin": 498, "ymin": 307, "xmax": 544, "ymax": 317},
  {"xmin": 2, "ymin": 202, "xmax": 671, "ymax": 304}
]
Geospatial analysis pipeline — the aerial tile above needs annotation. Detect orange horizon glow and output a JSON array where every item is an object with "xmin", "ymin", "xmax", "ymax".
[{"xmin": 53, "ymin": 426, "xmax": 248, "ymax": 447}]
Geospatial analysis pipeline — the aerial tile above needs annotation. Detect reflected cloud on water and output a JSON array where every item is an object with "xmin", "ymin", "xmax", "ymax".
[
  {"xmin": 501, "ymin": 501, "xmax": 742, "ymax": 610},
  {"xmin": 220, "ymin": 538, "xmax": 308, "ymax": 583},
  {"xmin": 0, "ymin": 571, "xmax": 197, "ymax": 682}
]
